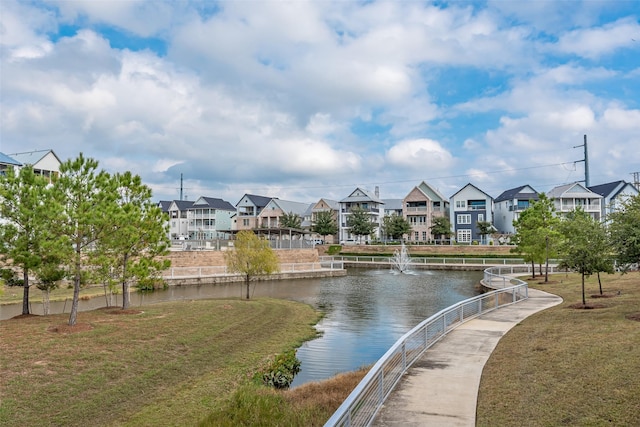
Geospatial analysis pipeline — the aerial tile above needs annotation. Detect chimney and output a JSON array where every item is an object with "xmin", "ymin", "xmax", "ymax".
[{"xmin": 375, "ymin": 186, "xmax": 379, "ymax": 198}]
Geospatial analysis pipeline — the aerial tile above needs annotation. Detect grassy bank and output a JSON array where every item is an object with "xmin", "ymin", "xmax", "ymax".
[
  {"xmin": 477, "ymin": 271, "xmax": 640, "ymax": 426},
  {"xmin": 0, "ymin": 298, "xmax": 329, "ymax": 426}
]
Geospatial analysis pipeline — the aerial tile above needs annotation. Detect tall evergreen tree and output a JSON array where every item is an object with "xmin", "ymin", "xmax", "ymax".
[
  {"xmin": 53, "ymin": 154, "xmax": 116, "ymax": 326},
  {"xmin": 0, "ymin": 165, "xmax": 63, "ymax": 315},
  {"xmin": 93, "ymin": 172, "xmax": 171, "ymax": 309}
]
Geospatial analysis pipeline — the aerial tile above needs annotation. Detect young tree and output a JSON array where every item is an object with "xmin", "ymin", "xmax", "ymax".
[
  {"xmin": 280, "ymin": 211, "xmax": 302, "ymax": 229},
  {"xmin": 54, "ymin": 154, "xmax": 117, "ymax": 326},
  {"xmin": 608, "ymin": 194, "xmax": 640, "ymax": 270},
  {"xmin": 225, "ymin": 230, "xmax": 280, "ymax": 299},
  {"xmin": 511, "ymin": 194, "xmax": 560, "ymax": 281},
  {"xmin": 382, "ymin": 215, "xmax": 412, "ymax": 241},
  {"xmin": 558, "ymin": 208, "xmax": 609, "ymax": 305},
  {"xmin": 347, "ymin": 206, "xmax": 376, "ymax": 243},
  {"xmin": 476, "ymin": 221, "xmax": 495, "ymax": 245},
  {"xmin": 34, "ymin": 256, "xmax": 66, "ymax": 315},
  {"xmin": 0, "ymin": 165, "xmax": 62, "ymax": 315},
  {"xmin": 94, "ymin": 172, "xmax": 171, "ymax": 309},
  {"xmin": 430, "ymin": 216, "xmax": 452, "ymax": 244},
  {"xmin": 311, "ymin": 210, "xmax": 338, "ymax": 241}
]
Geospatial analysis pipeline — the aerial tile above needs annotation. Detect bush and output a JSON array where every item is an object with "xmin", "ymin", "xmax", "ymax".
[
  {"xmin": 136, "ymin": 278, "xmax": 168, "ymax": 291},
  {"xmin": 255, "ymin": 350, "xmax": 301, "ymax": 389},
  {"xmin": 0, "ymin": 268, "xmax": 24, "ymax": 287},
  {"xmin": 327, "ymin": 245, "xmax": 342, "ymax": 255}
]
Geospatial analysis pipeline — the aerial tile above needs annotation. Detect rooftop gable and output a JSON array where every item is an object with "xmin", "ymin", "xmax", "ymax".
[
  {"xmin": 340, "ymin": 187, "xmax": 383, "ymax": 204},
  {"xmin": 494, "ymin": 185, "xmax": 539, "ymax": 203},
  {"xmin": 450, "ymin": 183, "xmax": 493, "ymax": 200},
  {"xmin": 193, "ymin": 196, "xmax": 236, "ymax": 211},
  {"xmin": 0, "ymin": 152, "xmax": 22, "ymax": 166},
  {"xmin": 416, "ymin": 181, "xmax": 447, "ymax": 202},
  {"xmin": 548, "ymin": 182, "xmax": 599, "ymax": 198}
]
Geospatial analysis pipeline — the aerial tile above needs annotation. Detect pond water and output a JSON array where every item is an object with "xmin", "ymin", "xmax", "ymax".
[{"xmin": 0, "ymin": 267, "xmax": 483, "ymax": 387}]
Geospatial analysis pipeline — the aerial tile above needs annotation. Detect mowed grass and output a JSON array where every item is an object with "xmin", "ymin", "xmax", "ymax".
[
  {"xmin": 0, "ymin": 298, "xmax": 326, "ymax": 426},
  {"xmin": 477, "ymin": 271, "xmax": 640, "ymax": 426}
]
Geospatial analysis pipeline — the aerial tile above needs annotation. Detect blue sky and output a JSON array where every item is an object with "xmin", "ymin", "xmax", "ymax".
[{"xmin": 1, "ymin": 0, "xmax": 639, "ymax": 204}]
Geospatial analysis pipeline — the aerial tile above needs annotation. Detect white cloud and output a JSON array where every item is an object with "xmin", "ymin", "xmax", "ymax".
[
  {"xmin": 386, "ymin": 139, "xmax": 454, "ymax": 170},
  {"xmin": 554, "ymin": 17, "xmax": 640, "ymax": 59}
]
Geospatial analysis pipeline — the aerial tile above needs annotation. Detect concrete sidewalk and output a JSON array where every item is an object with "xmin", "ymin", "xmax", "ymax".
[{"xmin": 373, "ymin": 288, "xmax": 563, "ymax": 427}]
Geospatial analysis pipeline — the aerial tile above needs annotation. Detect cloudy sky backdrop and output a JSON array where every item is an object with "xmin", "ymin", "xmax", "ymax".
[{"xmin": 1, "ymin": 0, "xmax": 639, "ymax": 204}]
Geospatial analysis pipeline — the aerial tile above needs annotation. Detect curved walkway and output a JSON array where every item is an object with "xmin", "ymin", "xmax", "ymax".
[{"xmin": 372, "ymin": 288, "xmax": 562, "ymax": 426}]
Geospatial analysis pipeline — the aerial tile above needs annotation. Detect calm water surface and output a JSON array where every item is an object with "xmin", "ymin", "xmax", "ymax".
[{"xmin": 0, "ymin": 267, "xmax": 482, "ymax": 386}]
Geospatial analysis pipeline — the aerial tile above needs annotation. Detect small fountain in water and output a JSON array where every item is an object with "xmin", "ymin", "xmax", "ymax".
[{"xmin": 391, "ymin": 242, "xmax": 412, "ymax": 273}]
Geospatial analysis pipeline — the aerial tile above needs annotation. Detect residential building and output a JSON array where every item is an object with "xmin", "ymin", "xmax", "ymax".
[
  {"xmin": 402, "ymin": 181, "xmax": 449, "ymax": 243},
  {"xmin": 235, "ymin": 194, "xmax": 273, "ymax": 231},
  {"xmin": 493, "ymin": 185, "xmax": 539, "ymax": 234},
  {"xmin": 547, "ymin": 182, "xmax": 603, "ymax": 220},
  {"xmin": 588, "ymin": 180, "xmax": 639, "ymax": 220},
  {"xmin": 0, "ymin": 152, "xmax": 22, "ymax": 176},
  {"xmin": 339, "ymin": 187, "xmax": 384, "ymax": 243},
  {"xmin": 449, "ymin": 183, "xmax": 494, "ymax": 244},
  {"xmin": 257, "ymin": 198, "xmax": 312, "ymax": 230},
  {"xmin": 8, "ymin": 149, "xmax": 62, "ymax": 182},
  {"xmin": 310, "ymin": 198, "xmax": 340, "ymax": 243},
  {"xmin": 187, "ymin": 196, "xmax": 236, "ymax": 240},
  {"xmin": 382, "ymin": 199, "xmax": 403, "ymax": 217},
  {"xmin": 167, "ymin": 200, "xmax": 194, "ymax": 239}
]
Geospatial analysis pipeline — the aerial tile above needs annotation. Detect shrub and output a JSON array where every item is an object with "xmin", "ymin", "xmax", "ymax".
[
  {"xmin": 255, "ymin": 350, "xmax": 301, "ymax": 389},
  {"xmin": 136, "ymin": 278, "xmax": 168, "ymax": 291},
  {"xmin": 327, "ymin": 245, "xmax": 342, "ymax": 255}
]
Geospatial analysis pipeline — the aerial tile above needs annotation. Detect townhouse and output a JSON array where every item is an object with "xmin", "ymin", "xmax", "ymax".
[
  {"xmin": 402, "ymin": 181, "xmax": 449, "ymax": 243},
  {"xmin": 449, "ymin": 183, "xmax": 493, "ymax": 244},
  {"xmin": 547, "ymin": 182, "xmax": 603, "ymax": 220},
  {"xmin": 339, "ymin": 187, "xmax": 384, "ymax": 243},
  {"xmin": 493, "ymin": 185, "xmax": 539, "ymax": 234}
]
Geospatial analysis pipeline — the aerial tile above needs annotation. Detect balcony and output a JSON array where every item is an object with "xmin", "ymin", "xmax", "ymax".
[{"xmin": 406, "ymin": 206, "xmax": 428, "ymax": 212}]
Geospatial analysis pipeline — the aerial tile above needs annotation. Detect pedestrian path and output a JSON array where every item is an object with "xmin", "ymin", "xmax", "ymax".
[{"xmin": 372, "ymin": 288, "xmax": 563, "ymax": 427}]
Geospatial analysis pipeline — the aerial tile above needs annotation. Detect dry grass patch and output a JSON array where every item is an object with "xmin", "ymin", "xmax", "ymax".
[{"xmin": 477, "ymin": 272, "xmax": 640, "ymax": 426}]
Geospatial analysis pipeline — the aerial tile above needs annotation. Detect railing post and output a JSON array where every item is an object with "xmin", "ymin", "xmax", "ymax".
[{"xmin": 402, "ymin": 342, "xmax": 407, "ymax": 370}]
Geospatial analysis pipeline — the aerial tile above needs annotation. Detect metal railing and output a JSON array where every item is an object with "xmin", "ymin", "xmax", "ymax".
[
  {"xmin": 323, "ymin": 255, "xmax": 533, "ymax": 266},
  {"xmin": 164, "ymin": 261, "xmax": 344, "ymax": 278},
  {"xmin": 324, "ymin": 265, "xmax": 529, "ymax": 427}
]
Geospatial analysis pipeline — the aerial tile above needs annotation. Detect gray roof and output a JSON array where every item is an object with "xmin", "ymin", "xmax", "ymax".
[
  {"xmin": 271, "ymin": 199, "xmax": 312, "ymax": 216},
  {"xmin": 450, "ymin": 183, "xmax": 494, "ymax": 200},
  {"xmin": 9, "ymin": 149, "xmax": 61, "ymax": 166},
  {"xmin": 494, "ymin": 185, "xmax": 539, "ymax": 203},
  {"xmin": 238, "ymin": 194, "xmax": 273, "ymax": 208},
  {"xmin": 0, "ymin": 152, "xmax": 22, "ymax": 166},
  {"xmin": 196, "ymin": 196, "xmax": 236, "ymax": 211},
  {"xmin": 340, "ymin": 187, "xmax": 384, "ymax": 204},
  {"xmin": 170, "ymin": 200, "xmax": 194, "ymax": 211},
  {"xmin": 547, "ymin": 182, "xmax": 599, "ymax": 199},
  {"xmin": 382, "ymin": 198, "xmax": 403, "ymax": 211},
  {"xmin": 157, "ymin": 200, "xmax": 172, "ymax": 213}
]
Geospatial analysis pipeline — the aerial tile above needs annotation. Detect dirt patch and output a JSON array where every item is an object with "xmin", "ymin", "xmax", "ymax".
[
  {"xmin": 8, "ymin": 313, "xmax": 39, "ymax": 320},
  {"xmin": 590, "ymin": 293, "xmax": 619, "ymax": 299},
  {"xmin": 626, "ymin": 313, "xmax": 640, "ymax": 322},
  {"xmin": 48, "ymin": 323, "xmax": 94, "ymax": 334},
  {"xmin": 567, "ymin": 303, "xmax": 607, "ymax": 310}
]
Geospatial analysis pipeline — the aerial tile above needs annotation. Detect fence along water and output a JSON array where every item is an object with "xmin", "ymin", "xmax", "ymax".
[{"xmin": 324, "ymin": 265, "xmax": 534, "ymax": 427}]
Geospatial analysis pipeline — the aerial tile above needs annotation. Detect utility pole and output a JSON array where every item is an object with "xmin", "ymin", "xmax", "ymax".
[
  {"xmin": 632, "ymin": 172, "xmax": 640, "ymax": 191},
  {"xmin": 180, "ymin": 173, "xmax": 183, "ymax": 201},
  {"xmin": 574, "ymin": 134, "xmax": 590, "ymax": 187}
]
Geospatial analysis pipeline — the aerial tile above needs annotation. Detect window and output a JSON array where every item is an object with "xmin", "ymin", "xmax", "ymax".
[
  {"xmin": 457, "ymin": 214, "xmax": 471, "ymax": 225},
  {"xmin": 478, "ymin": 214, "xmax": 484, "ymax": 222},
  {"xmin": 456, "ymin": 200, "xmax": 466, "ymax": 209},
  {"xmin": 457, "ymin": 229, "xmax": 471, "ymax": 243},
  {"xmin": 414, "ymin": 231, "xmax": 419, "ymax": 241},
  {"xmin": 422, "ymin": 231, "xmax": 427, "ymax": 241},
  {"xmin": 243, "ymin": 219, "xmax": 249, "ymax": 226}
]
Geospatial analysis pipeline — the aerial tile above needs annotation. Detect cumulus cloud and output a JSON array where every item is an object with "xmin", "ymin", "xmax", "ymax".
[{"xmin": 386, "ymin": 139, "xmax": 454, "ymax": 170}]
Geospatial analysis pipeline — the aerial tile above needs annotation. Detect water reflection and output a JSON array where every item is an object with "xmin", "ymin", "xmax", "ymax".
[
  {"xmin": 290, "ymin": 268, "xmax": 482, "ymax": 387},
  {"xmin": 0, "ymin": 267, "xmax": 482, "ymax": 388}
]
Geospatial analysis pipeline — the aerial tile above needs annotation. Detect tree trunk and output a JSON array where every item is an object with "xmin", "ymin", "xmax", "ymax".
[
  {"xmin": 22, "ymin": 269, "xmax": 30, "ymax": 315},
  {"xmin": 598, "ymin": 272, "xmax": 603, "ymax": 295},
  {"xmin": 544, "ymin": 236, "xmax": 549, "ymax": 283},
  {"xmin": 43, "ymin": 288, "xmax": 50, "ymax": 316},
  {"xmin": 122, "ymin": 253, "xmax": 130, "ymax": 309},
  {"xmin": 531, "ymin": 259, "xmax": 536, "ymax": 278},
  {"xmin": 68, "ymin": 253, "xmax": 81, "ymax": 326},
  {"xmin": 245, "ymin": 275, "xmax": 250, "ymax": 300},
  {"xmin": 581, "ymin": 273, "xmax": 586, "ymax": 306}
]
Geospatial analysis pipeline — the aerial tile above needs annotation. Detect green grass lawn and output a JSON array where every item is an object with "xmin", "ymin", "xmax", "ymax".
[
  {"xmin": 0, "ymin": 298, "xmax": 323, "ymax": 427},
  {"xmin": 477, "ymin": 271, "xmax": 640, "ymax": 426}
]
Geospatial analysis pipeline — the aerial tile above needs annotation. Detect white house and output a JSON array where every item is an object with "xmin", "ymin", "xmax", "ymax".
[
  {"xmin": 547, "ymin": 182, "xmax": 603, "ymax": 220},
  {"xmin": 449, "ymin": 183, "xmax": 494, "ymax": 244},
  {"xmin": 167, "ymin": 200, "xmax": 194, "ymax": 239},
  {"xmin": 493, "ymin": 185, "xmax": 539, "ymax": 234},
  {"xmin": 339, "ymin": 187, "xmax": 384, "ymax": 243},
  {"xmin": 588, "ymin": 180, "xmax": 639, "ymax": 220},
  {"xmin": 8, "ymin": 149, "xmax": 62, "ymax": 183}
]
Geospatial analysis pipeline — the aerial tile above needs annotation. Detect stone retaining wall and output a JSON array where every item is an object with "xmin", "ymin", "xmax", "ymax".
[{"xmin": 165, "ymin": 248, "xmax": 319, "ymax": 268}]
